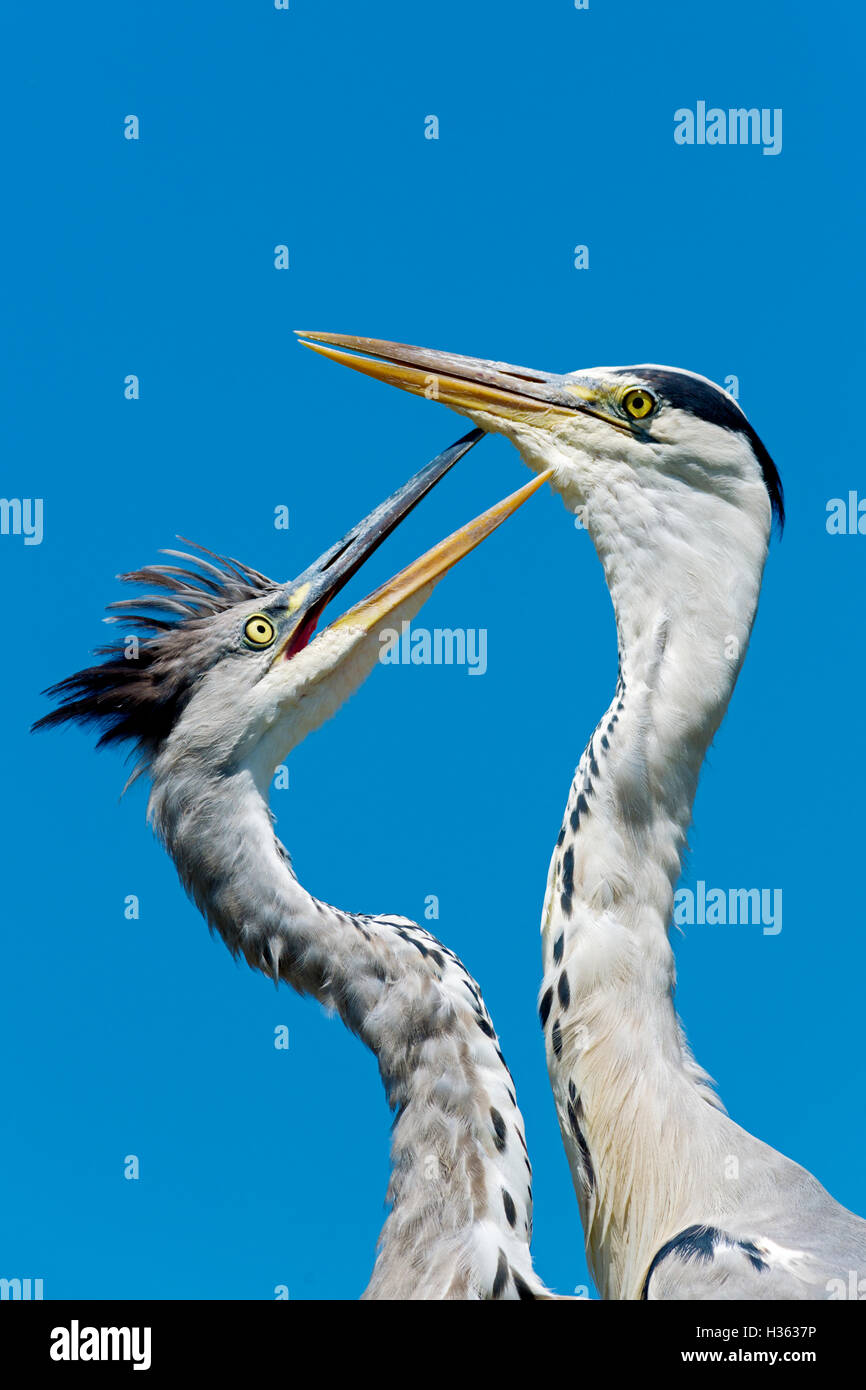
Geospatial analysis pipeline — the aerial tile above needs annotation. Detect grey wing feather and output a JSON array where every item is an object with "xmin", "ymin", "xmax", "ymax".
[{"xmin": 643, "ymin": 1172, "xmax": 866, "ymax": 1301}]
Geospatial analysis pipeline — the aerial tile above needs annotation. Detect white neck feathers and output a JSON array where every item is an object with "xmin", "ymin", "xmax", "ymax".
[{"xmin": 539, "ymin": 475, "xmax": 770, "ymax": 1298}]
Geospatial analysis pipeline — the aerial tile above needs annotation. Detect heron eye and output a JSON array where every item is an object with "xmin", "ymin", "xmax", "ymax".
[
  {"xmin": 244, "ymin": 614, "xmax": 276, "ymax": 648},
  {"xmin": 622, "ymin": 387, "xmax": 656, "ymax": 420}
]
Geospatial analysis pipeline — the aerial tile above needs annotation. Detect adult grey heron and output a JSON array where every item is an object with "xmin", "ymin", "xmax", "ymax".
[
  {"xmin": 296, "ymin": 330, "xmax": 866, "ymax": 1301},
  {"xmin": 35, "ymin": 432, "xmax": 555, "ymax": 1301}
]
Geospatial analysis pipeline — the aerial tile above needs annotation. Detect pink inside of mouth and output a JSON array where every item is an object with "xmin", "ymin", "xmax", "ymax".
[{"xmin": 283, "ymin": 611, "xmax": 319, "ymax": 659}]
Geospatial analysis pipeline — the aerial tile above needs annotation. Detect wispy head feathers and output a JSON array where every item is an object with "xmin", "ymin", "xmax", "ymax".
[{"xmin": 33, "ymin": 541, "xmax": 279, "ymax": 772}]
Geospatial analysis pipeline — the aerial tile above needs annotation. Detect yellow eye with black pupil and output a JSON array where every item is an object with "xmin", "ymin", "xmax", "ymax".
[
  {"xmin": 623, "ymin": 388, "xmax": 656, "ymax": 420},
  {"xmin": 244, "ymin": 615, "xmax": 276, "ymax": 648}
]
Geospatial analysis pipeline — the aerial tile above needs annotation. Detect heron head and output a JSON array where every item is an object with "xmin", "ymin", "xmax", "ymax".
[
  {"xmin": 35, "ymin": 432, "xmax": 548, "ymax": 789},
  {"xmin": 295, "ymin": 334, "xmax": 784, "ymax": 582}
]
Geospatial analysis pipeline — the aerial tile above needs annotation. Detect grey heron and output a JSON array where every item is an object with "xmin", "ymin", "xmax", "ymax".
[
  {"xmin": 35, "ymin": 432, "xmax": 555, "ymax": 1301},
  {"xmin": 297, "ymin": 330, "xmax": 866, "ymax": 1301}
]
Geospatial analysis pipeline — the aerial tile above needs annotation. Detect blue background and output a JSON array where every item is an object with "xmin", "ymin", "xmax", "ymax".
[{"xmin": 2, "ymin": 1, "xmax": 863, "ymax": 1300}]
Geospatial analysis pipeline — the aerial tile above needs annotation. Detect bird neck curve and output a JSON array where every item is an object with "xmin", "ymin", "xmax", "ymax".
[
  {"xmin": 146, "ymin": 756, "xmax": 548, "ymax": 1300},
  {"xmin": 539, "ymin": 487, "xmax": 769, "ymax": 1299}
]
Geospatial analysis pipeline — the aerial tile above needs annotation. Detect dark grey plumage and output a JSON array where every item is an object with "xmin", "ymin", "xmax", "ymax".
[
  {"xmin": 34, "ymin": 541, "xmax": 279, "ymax": 765},
  {"xmin": 32, "ymin": 431, "xmax": 559, "ymax": 1299}
]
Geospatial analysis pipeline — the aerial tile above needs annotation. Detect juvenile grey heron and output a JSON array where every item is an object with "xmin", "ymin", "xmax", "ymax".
[
  {"xmin": 35, "ymin": 433, "xmax": 556, "ymax": 1301},
  {"xmin": 297, "ymin": 331, "xmax": 866, "ymax": 1300}
]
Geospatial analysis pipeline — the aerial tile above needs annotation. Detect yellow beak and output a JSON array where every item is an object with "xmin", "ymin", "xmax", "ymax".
[
  {"xmin": 330, "ymin": 468, "xmax": 553, "ymax": 636},
  {"xmin": 294, "ymin": 329, "xmax": 582, "ymax": 425}
]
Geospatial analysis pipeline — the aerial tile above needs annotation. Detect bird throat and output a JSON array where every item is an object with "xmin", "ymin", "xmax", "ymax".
[{"xmin": 536, "ymin": 579, "xmax": 759, "ymax": 1298}]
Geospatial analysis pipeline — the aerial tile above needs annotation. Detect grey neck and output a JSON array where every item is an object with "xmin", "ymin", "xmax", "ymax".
[{"xmin": 147, "ymin": 759, "xmax": 548, "ymax": 1300}]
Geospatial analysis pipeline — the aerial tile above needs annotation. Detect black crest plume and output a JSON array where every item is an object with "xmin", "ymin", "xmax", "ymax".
[
  {"xmin": 616, "ymin": 367, "xmax": 785, "ymax": 532},
  {"xmin": 33, "ymin": 541, "xmax": 278, "ymax": 770}
]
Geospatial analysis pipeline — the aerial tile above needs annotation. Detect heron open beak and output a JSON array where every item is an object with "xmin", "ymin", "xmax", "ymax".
[
  {"xmin": 294, "ymin": 330, "xmax": 625, "ymax": 432},
  {"xmin": 269, "ymin": 429, "xmax": 550, "ymax": 665},
  {"xmin": 327, "ymin": 466, "xmax": 552, "ymax": 638}
]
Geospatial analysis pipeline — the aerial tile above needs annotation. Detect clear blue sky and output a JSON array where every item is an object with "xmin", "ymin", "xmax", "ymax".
[{"xmin": 2, "ymin": 1, "xmax": 864, "ymax": 1300}]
